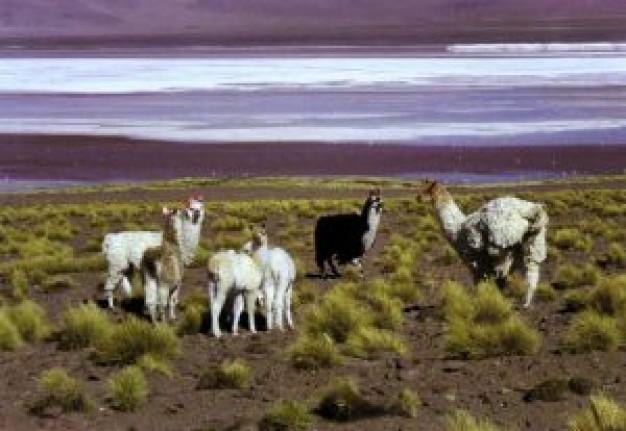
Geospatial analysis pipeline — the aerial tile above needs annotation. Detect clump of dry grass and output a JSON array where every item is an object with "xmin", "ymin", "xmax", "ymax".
[
  {"xmin": 288, "ymin": 333, "xmax": 342, "ymax": 370},
  {"xmin": 197, "ymin": 359, "xmax": 252, "ymax": 390},
  {"xmin": 442, "ymin": 281, "xmax": 540, "ymax": 359},
  {"xmin": 391, "ymin": 387, "xmax": 420, "ymax": 418},
  {"xmin": 31, "ymin": 368, "xmax": 92, "ymax": 415},
  {"xmin": 58, "ymin": 302, "xmax": 112, "ymax": 350},
  {"xmin": 107, "ymin": 366, "xmax": 149, "ymax": 412},
  {"xmin": 0, "ymin": 310, "xmax": 23, "ymax": 351},
  {"xmin": 563, "ymin": 311, "xmax": 621, "ymax": 353},
  {"xmin": 568, "ymin": 393, "xmax": 626, "ymax": 431},
  {"xmin": 6, "ymin": 300, "xmax": 50, "ymax": 342},
  {"xmin": 259, "ymin": 400, "xmax": 314, "ymax": 431},
  {"xmin": 444, "ymin": 410, "xmax": 504, "ymax": 431},
  {"xmin": 314, "ymin": 377, "xmax": 383, "ymax": 422}
]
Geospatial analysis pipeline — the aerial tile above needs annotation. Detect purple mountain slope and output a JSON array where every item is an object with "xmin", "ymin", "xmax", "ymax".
[{"xmin": 1, "ymin": 0, "xmax": 625, "ymax": 46}]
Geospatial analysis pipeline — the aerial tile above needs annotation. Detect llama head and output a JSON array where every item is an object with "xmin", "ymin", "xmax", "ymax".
[
  {"xmin": 184, "ymin": 195, "xmax": 205, "ymax": 225},
  {"xmin": 362, "ymin": 189, "xmax": 383, "ymax": 217},
  {"xmin": 419, "ymin": 179, "xmax": 450, "ymax": 205},
  {"xmin": 251, "ymin": 223, "xmax": 269, "ymax": 248},
  {"xmin": 162, "ymin": 206, "xmax": 179, "ymax": 240}
]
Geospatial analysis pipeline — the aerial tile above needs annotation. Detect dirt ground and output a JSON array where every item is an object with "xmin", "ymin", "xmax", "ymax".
[{"xmin": 0, "ymin": 178, "xmax": 624, "ymax": 431}]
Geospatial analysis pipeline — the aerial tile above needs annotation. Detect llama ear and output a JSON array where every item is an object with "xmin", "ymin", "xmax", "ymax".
[{"xmin": 162, "ymin": 206, "xmax": 170, "ymax": 215}]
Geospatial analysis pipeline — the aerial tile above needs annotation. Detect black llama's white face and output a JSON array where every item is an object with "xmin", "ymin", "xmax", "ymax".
[
  {"xmin": 185, "ymin": 196, "xmax": 205, "ymax": 224},
  {"xmin": 366, "ymin": 189, "xmax": 383, "ymax": 215}
]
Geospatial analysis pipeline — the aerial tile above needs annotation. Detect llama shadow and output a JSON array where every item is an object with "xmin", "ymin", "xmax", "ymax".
[{"xmin": 305, "ymin": 271, "xmax": 340, "ymax": 280}]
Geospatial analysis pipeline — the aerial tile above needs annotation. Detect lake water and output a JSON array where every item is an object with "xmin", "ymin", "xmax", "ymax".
[{"xmin": 1, "ymin": 52, "xmax": 626, "ymax": 144}]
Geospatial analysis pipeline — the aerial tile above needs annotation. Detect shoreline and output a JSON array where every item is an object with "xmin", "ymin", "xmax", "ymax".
[{"xmin": 1, "ymin": 134, "xmax": 624, "ymax": 189}]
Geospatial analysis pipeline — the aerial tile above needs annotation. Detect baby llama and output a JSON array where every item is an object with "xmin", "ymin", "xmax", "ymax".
[
  {"xmin": 141, "ymin": 207, "xmax": 184, "ymax": 323},
  {"xmin": 314, "ymin": 189, "xmax": 383, "ymax": 278},
  {"xmin": 206, "ymin": 250, "xmax": 263, "ymax": 338},
  {"xmin": 242, "ymin": 223, "xmax": 296, "ymax": 331},
  {"xmin": 421, "ymin": 180, "xmax": 548, "ymax": 307},
  {"xmin": 101, "ymin": 196, "xmax": 204, "ymax": 309}
]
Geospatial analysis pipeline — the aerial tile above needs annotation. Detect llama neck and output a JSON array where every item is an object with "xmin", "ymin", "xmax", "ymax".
[
  {"xmin": 173, "ymin": 212, "xmax": 204, "ymax": 266},
  {"xmin": 362, "ymin": 209, "xmax": 381, "ymax": 252},
  {"xmin": 251, "ymin": 241, "xmax": 270, "ymax": 267},
  {"xmin": 432, "ymin": 192, "xmax": 466, "ymax": 242}
]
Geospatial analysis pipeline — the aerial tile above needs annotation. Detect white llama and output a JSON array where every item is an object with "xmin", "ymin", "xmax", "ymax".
[
  {"xmin": 206, "ymin": 250, "xmax": 263, "ymax": 338},
  {"xmin": 101, "ymin": 196, "xmax": 204, "ymax": 309},
  {"xmin": 421, "ymin": 180, "xmax": 548, "ymax": 307},
  {"xmin": 242, "ymin": 223, "xmax": 296, "ymax": 331}
]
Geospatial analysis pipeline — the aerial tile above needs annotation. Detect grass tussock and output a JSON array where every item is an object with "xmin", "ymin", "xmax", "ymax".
[
  {"xmin": 197, "ymin": 359, "xmax": 252, "ymax": 390},
  {"xmin": 391, "ymin": 387, "xmax": 420, "ymax": 418},
  {"xmin": 344, "ymin": 327, "xmax": 407, "ymax": 358},
  {"xmin": 0, "ymin": 310, "xmax": 23, "ymax": 351},
  {"xmin": 568, "ymin": 393, "xmax": 626, "ymax": 431},
  {"xmin": 137, "ymin": 354, "xmax": 173, "ymax": 377},
  {"xmin": 442, "ymin": 281, "xmax": 540, "ymax": 359},
  {"xmin": 107, "ymin": 366, "xmax": 149, "ymax": 412},
  {"xmin": 288, "ymin": 334, "xmax": 342, "ymax": 370},
  {"xmin": 586, "ymin": 274, "xmax": 626, "ymax": 316},
  {"xmin": 95, "ymin": 316, "xmax": 179, "ymax": 365},
  {"xmin": 42, "ymin": 275, "xmax": 78, "ymax": 293},
  {"xmin": 58, "ymin": 302, "xmax": 112, "ymax": 350},
  {"xmin": 444, "ymin": 410, "xmax": 504, "ymax": 431},
  {"xmin": 176, "ymin": 302, "xmax": 208, "ymax": 336},
  {"xmin": 553, "ymin": 264, "xmax": 600, "ymax": 290},
  {"xmin": 32, "ymin": 368, "xmax": 92, "ymax": 414},
  {"xmin": 6, "ymin": 300, "xmax": 50, "ymax": 342},
  {"xmin": 315, "ymin": 377, "xmax": 383, "ymax": 422},
  {"xmin": 553, "ymin": 228, "xmax": 593, "ymax": 252},
  {"xmin": 259, "ymin": 400, "xmax": 314, "ymax": 431},
  {"xmin": 563, "ymin": 311, "xmax": 621, "ymax": 353}
]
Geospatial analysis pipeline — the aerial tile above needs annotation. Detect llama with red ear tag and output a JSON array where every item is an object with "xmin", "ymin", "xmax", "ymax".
[{"xmin": 102, "ymin": 194, "xmax": 205, "ymax": 310}]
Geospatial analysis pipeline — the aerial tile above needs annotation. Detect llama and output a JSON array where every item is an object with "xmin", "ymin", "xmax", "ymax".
[
  {"xmin": 421, "ymin": 179, "xmax": 548, "ymax": 307},
  {"xmin": 242, "ymin": 223, "xmax": 296, "ymax": 331},
  {"xmin": 314, "ymin": 189, "xmax": 383, "ymax": 277},
  {"xmin": 206, "ymin": 250, "xmax": 263, "ymax": 338},
  {"xmin": 141, "ymin": 207, "xmax": 184, "ymax": 323},
  {"xmin": 101, "ymin": 196, "xmax": 205, "ymax": 309}
]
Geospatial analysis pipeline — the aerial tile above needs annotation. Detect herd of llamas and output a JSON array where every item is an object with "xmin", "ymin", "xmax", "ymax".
[{"xmin": 101, "ymin": 181, "xmax": 548, "ymax": 336}]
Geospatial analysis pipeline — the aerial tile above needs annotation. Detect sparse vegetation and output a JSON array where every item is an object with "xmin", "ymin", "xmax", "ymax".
[
  {"xmin": 444, "ymin": 410, "xmax": 503, "ymax": 431},
  {"xmin": 0, "ymin": 310, "xmax": 23, "ymax": 351},
  {"xmin": 32, "ymin": 368, "xmax": 92, "ymax": 414},
  {"xmin": 197, "ymin": 359, "xmax": 252, "ymax": 390},
  {"xmin": 95, "ymin": 316, "xmax": 179, "ymax": 365},
  {"xmin": 315, "ymin": 377, "xmax": 383, "ymax": 422},
  {"xmin": 6, "ymin": 300, "xmax": 50, "ymax": 342},
  {"xmin": 58, "ymin": 302, "xmax": 112, "ymax": 350},
  {"xmin": 568, "ymin": 394, "xmax": 626, "ymax": 431},
  {"xmin": 259, "ymin": 400, "xmax": 314, "ymax": 431},
  {"xmin": 107, "ymin": 366, "xmax": 149, "ymax": 412},
  {"xmin": 442, "ymin": 281, "xmax": 540, "ymax": 359},
  {"xmin": 391, "ymin": 387, "xmax": 420, "ymax": 418}
]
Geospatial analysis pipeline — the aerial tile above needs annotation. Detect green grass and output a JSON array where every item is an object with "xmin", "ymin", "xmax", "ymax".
[
  {"xmin": 568, "ymin": 394, "xmax": 626, "ymax": 431},
  {"xmin": 107, "ymin": 366, "xmax": 149, "ymax": 412},
  {"xmin": 391, "ymin": 387, "xmax": 420, "ymax": 418},
  {"xmin": 288, "ymin": 333, "xmax": 342, "ymax": 370},
  {"xmin": 5, "ymin": 300, "xmax": 50, "ymax": 342},
  {"xmin": 563, "ymin": 311, "xmax": 621, "ymax": 353},
  {"xmin": 197, "ymin": 359, "xmax": 252, "ymax": 390},
  {"xmin": 33, "ymin": 368, "xmax": 92, "ymax": 414},
  {"xmin": 95, "ymin": 316, "xmax": 179, "ymax": 365},
  {"xmin": 553, "ymin": 264, "xmax": 600, "ymax": 290},
  {"xmin": 58, "ymin": 302, "xmax": 112, "ymax": 350},
  {"xmin": 586, "ymin": 274, "xmax": 626, "ymax": 316},
  {"xmin": 10, "ymin": 268, "xmax": 28, "ymax": 300},
  {"xmin": 442, "ymin": 281, "xmax": 540, "ymax": 359},
  {"xmin": 0, "ymin": 310, "xmax": 23, "ymax": 351},
  {"xmin": 344, "ymin": 327, "xmax": 407, "ymax": 358},
  {"xmin": 444, "ymin": 410, "xmax": 504, "ymax": 431},
  {"xmin": 259, "ymin": 400, "xmax": 314, "ymax": 431}
]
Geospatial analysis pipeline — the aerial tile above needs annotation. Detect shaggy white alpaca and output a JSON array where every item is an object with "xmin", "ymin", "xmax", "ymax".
[
  {"xmin": 242, "ymin": 224, "xmax": 296, "ymax": 331},
  {"xmin": 422, "ymin": 180, "xmax": 548, "ymax": 307},
  {"xmin": 101, "ymin": 196, "xmax": 204, "ymax": 309},
  {"xmin": 206, "ymin": 250, "xmax": 263, "ymax": 338},
  {"xmin": 141, "ymin": 207, "xmax": 184, "ymax": 323}
]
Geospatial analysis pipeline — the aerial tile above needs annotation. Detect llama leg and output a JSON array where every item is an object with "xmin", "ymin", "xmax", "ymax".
[
  {"xmin": 274, "ymin": 282, "xmax": 286, "ymax": 331},
  {"xmin": 168, "ymin": 285, "xmax": 180, "ymax": 321},
  {"xmin": 328, "ymin": 258, "xmax": 341, "ymax": 278},
  {"xmin": 285, "ymin": 283, "xmax": 294, "ymax": 329},
  {"xmin": 104, "ymin": 271, "xmax": 123, "ymax": 309},
  {"xmin": 207, "ymin": 279, "xmax": 225, "ymax": 338},
  {"xmin": 157, "ymin": 283, "xmax": 170, "ymax": 323},
  {"xmin": 524, "ymin": 262, "xmax": 540, "ymax": 308},
  {"xmin": 232, "ymin": 293, "xmax": 244, "ymax": 335},
  {"xmin": 245, "ymin": 291, "xmax": 257, "ymax": 334},
  {"xmin": 144, "ymin": 275, "xmax": 158, "ymax": 323},
  {"xmin": 264, "ymin": 285, "xmax": 275, "ymax": 331}
]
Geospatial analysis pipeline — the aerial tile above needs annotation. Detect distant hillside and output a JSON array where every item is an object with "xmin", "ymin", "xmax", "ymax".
[{"xmin": 1, "ymin": 0, "xmax": 625, "ymax": 46}]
